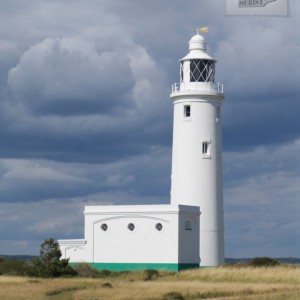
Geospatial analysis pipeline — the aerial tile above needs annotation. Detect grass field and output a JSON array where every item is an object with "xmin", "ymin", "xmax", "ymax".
[{"xmin": 0, "ymin": 265, "xmax": 299, "ymax": 300}]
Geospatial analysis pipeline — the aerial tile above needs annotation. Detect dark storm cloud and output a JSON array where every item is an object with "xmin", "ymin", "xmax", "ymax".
[
  {"xmin": 213, "ymin": 17, "xmax": 300, "ymax": 150},
  {"xmin": 7, "ymin": 37, "xmax": 135, "ymax": 116},
  {"xmin": 223, "ymin": 92, "xmax": 300, "ymax": 151},
  {"xmin": 0, "ymin": 31, "xmax": 172, "ymax": 162},
  {"xmin": 1, "ymin": 0, "xmax": 298, "ymax": 161}
]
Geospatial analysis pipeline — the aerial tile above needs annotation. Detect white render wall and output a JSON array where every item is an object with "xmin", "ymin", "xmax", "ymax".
[
  {"xmin": 59, "ymin": 239, "xmax": 88, "ymax": 263},
  {"xmin": 59, "ymin": 204, "xmax": 200, "ymax": 266},
  {"xmin": 170, "ymin": 95, "xmax": 224, "ymax": 267},
  {"xmin": 170, "ymin": 34, "xmax": 224, "ymax": 267}
]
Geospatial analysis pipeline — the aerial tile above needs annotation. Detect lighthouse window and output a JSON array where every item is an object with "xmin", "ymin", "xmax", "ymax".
[
  {"xmin": 185, "ymin": 221, "xmax": 192, "ymax": 231},
  {"xmin": 155, "ymin": 223, "xmax": 163, "ymax": 231},
  {"xmin": 127, "ymin": 223, "xmax": 135, "ymax": 231},
  {"xmin": 202, "ymin": 142, "xmax": 209, "ymax": 154},
  {"xmin": 202, "ymin": 140, "xmax": 211, "ymax": 159},
  {"xmin": 180, "ymin": 62, "xmax": 184, "ymax": 83},
  {"xmin": 190, "ymin": 59, "xmax": 215, "ymax": 82},
  {"xmin": 101, "ymin": 223, "xmax": 108, "ymax": 231},
  {"xmin": 184, "ymin": 105, "xmax": 191, "ymax": 118}
]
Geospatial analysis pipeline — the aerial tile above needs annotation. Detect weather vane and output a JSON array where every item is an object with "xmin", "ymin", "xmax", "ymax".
[{"xmin": 193, "ymin": 26, "xmax": 209, "ymax": 34}]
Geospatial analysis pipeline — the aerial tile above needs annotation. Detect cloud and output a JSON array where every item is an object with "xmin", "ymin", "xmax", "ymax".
[
  {"xmin": 0, "ymin": 145, "xmax": 171, "ymax": 203},
  {"xmin": 0, "ymin": 0, "xmax": 299, "ymax": 258},
  {"xmin": 1, "ymin": 34, "xmax": 171, "ymax": 163},
  {"xmin": 223, "ymin": 139, "xmax": 300, "ymax": 183},
  {"xmin": 215, "ymin": 22, "xmax": 300, "ymax": 98},
  {"xmin": 222, "ymin": 94, "xmax": 300, "ymax": 151},
  {"xmin": 224, "ymin": 141, "xmax": 300, "ymax": 257},
  {"xmin": 213, "ymin": 14, "xmax": 300, "ymax": 151},
  {"xmin": 7, "ymin": 37, "xmax": 135, "ymax": 116},
  {"xmin": 0, "ymin": 189, "xmax": 170, "ymax": 254}
]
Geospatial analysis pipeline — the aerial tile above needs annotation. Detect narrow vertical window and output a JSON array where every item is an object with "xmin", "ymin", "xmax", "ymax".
[
  {"xmin": 184, "ymin": 105, "xmax": 191, "ymax": 118},
  {"xmin": 202, "ymin": 142, "xmax": 209, "ymax": 154},
  {"xmin": 202, "ymin": 139, "xmax": 211, "ymax": 159}
]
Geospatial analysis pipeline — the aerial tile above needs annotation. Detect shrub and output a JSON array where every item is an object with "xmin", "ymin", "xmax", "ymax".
[
  {"xmin": 143, "ymin": 269, "xmax": 159, "ymax": 281},
  {"xmin": 101, "ymin": 282, "xmax": 113, "ymax": 288},
  {"xmin": 73, "ymin": 263, "xmax": 102, "ymax": 278},
  {"xmin": 22, "ymin": 238, "xmax": 77, "ymax": 277},
  {"xmin": 248, "ymin": 257, "xmax": 280, "ymax": 267},
  {"xmin": 98, "ymin": 269, "xmax": 112, "ymax": 277},
  {"xmin": 162, "ymin": 291, "xmax": 185, "ymax": 300},
  {"xmin": 0, "ymin": 259, "xmax": 25, "ymax": 275}
]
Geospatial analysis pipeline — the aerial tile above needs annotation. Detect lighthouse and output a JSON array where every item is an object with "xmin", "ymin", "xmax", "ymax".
[
  {"xmin": 58, "ymin": 31, "xmax": 225, "ymax": 271},
  {"xmin": 170, "ymin": 30, "xmax": 225, "ymax": 266}
]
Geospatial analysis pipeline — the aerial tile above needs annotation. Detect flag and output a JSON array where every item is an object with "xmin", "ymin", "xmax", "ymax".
[{"xmin": 200, "ymin": 27, "xmax": 208, "ymax": 33}]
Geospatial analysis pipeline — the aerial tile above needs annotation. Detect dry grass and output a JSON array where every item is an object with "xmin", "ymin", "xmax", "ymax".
[
  {"xmin": 175, "ymin": 265, "xmax": 300, "ymax": 284},
  {"xmin": 0, "ymin": 265, "xmax": 299, "ymax": 300}
]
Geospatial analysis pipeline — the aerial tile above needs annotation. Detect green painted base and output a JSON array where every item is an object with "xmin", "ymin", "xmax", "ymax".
[{"xmin": 71, "ymin": 262, "xmax": 200, "ymax": 272}]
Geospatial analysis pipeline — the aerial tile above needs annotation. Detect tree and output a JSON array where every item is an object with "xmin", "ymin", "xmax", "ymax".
[
  {"xmin": 22, "ymin": 238, "xmax": 77, "ymax": 277},
  {"xmin": 40, "ymin": 238, "xmax": 62, "ymax": 263}
]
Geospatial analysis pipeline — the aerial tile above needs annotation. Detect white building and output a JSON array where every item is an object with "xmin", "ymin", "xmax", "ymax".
[{"xmin": 59, "ymin": 30, "xmax": 225, "ymax": 271}]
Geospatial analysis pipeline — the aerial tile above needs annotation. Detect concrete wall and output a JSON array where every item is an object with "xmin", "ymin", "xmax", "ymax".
[
  {"xmin": 59, "ymin": 239, "xmax": 87, "ymax": 262},
  {"xmin": 179, "ymin": 212, "xmax": 200, "ymax": 264},
  {"xmin": 59, "ymin": 204, "xmax": 200, "ymax": 269},
  {"xmin": 170, "ymin": 95, "xmax": 224, "ymax": 267}
]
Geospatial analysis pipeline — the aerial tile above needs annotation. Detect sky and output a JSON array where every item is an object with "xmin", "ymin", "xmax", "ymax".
[{"xmin": 0, "ymin": 0, "xmax": 299, "ymax": 258}]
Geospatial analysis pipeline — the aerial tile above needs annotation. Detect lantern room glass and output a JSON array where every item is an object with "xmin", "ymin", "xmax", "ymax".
[{"xmin": 190, "ymin": 59, "xmax": 215, "ymax": 82}]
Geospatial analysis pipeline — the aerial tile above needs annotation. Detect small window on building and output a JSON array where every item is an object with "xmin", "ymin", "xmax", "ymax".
[
  {"xmin": 202, "ymin": 142, "xmax": 209, "ymax": 155},
  {"xmin": 155, "ymin": 223, "xmax": 163, "ymax": 231},
  {"xmin": 202, "ymin": 140, "xmax": 211, "ymax": 159},
  {"xmin": 128, "ymin": 223, "xmax": 135, "ymax": 231},
  {"xmin": 184, "ymin": 105, "xmax": 191, "ymax": 118},
  {"xmin": 101, "ymin": 223, "xmax": 108, "ymax": 231},
  {"xmin": 185, "ymin": 221, "xmax": 192, "ymax": 231}
]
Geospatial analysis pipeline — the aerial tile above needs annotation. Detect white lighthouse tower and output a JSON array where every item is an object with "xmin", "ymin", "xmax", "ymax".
[{"xmin": 170, "ymin": 30, "xmax": 225, "ymax": 266}]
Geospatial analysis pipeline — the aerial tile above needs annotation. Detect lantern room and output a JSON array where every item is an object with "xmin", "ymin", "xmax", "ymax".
[{"xmin": 180, "ymin": 33, "xmax": 216, "ymax": 84}]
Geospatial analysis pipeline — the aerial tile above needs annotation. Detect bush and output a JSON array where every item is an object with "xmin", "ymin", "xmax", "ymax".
[
  {"xmin": 98, "ymin": 269, "xmax": 112, "ymax": 277},
  {"xmin": 101, "ymin": 282, "xmax": 113, "ymax": 288},
  {"xmin": 0, "ymin": 259, "xmax": 25, "ymax": 275},
  {"xmin": 162, "ymin": 291, "xmax": 185, "ymax": 300},
  {"xmin": 22, "ymin": 238, "xmax": 77, "ymax": 277},
  {"xmin": 73, "ymin": 263, "xmax": 102, "ymax": 278},
  {"xmin": 143, "ymin": 269, "xmax": 159, "ymax": 281},
  {"xmin": 248, "ymin": 257, "xmax": 280, "ymax": 267}
]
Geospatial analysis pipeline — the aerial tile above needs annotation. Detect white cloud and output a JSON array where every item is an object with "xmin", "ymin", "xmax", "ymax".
[
  {"xmin": 129, "ymin": 46, "xmax": 169, "ymax": 115},
  {"xmin": 0, "ymin": 159, "xmax": 88, "ymax": 183},
  {"xmin": 215, "ymin": 22, "xmax": 300, "ymax": 97},
  {"xmin": 7, "ymin": 37, "xmax": 135, "ymax": 115}
]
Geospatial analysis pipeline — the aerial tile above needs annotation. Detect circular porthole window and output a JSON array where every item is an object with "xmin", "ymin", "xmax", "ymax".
[
  {"xmin": 155, "ymin": 223, "xmax": 163, "ymax": 231},
  {"xmin": 128, "ymin": 223, "xmax": 135, "ymax": 231},
  {"xmin": 101, "ymin": 223, "xmax": 108, "ymax": 231}
]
